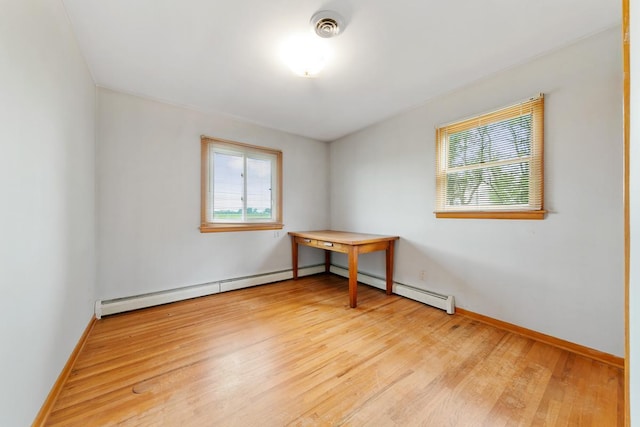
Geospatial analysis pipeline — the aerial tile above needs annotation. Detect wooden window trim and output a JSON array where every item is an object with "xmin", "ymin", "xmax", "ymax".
[
  {"xmin": 200, "ymin": 136, "xmax": 283, "ymax": 233},
  {"xmin": 435, "ymin": 210, "xmax": 547, "ymax": 220},
  {"xmin": 435, "ymin": 95, "xmax": 545, "ymax": 219}
]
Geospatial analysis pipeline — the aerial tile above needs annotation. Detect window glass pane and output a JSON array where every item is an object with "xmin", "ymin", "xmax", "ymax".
[
  {"xmin": 246, "ymin": 157, "xmax": 273, "ymax": 220},
  {"xmin": 212, "ymin": 152, "xmax": 244, "ymax": 221},
  {"xmin": 446, "ymin": 161, "xmax": 530, "ymax": 207},
  {"xmin": 448, "ymin": 114, "xmax": 532, "ymax": 168}
]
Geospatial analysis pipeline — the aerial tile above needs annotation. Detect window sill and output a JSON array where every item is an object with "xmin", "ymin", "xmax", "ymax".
[
  {"xmin": 200, "ymin": 222, "xmax": 284, "ymax": 233},
  {"xmin": 435, "ymin": 210, "xmax": 547, "ymax": 220}
]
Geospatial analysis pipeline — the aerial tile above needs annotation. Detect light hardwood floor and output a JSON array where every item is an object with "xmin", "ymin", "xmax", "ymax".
[{"xmin": 47, "ymin": 274, "xmax": 623, "ymax": 426}]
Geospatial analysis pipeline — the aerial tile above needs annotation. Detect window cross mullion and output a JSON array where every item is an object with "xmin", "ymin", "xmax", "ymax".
[{"xmin": 446, "ymin": 156, "xmax": 532, "ymax": 174}]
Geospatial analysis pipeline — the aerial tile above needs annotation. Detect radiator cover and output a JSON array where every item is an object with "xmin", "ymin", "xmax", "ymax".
[{"xmin": 95, "ymin": 265, "xmax": 455, "ymax": 318}]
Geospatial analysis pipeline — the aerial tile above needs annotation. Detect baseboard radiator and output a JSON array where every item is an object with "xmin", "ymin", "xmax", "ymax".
[
  {"xmin": 95, "ymin": 265, "xmax": 325, "ymax": 318},
  {"xmin": 330, "ymin": 266, "xmax": 455, "ymax": 314},
  {"xmin": 95, "ymin": 264, "xmax": 455, "ymax": 318}
]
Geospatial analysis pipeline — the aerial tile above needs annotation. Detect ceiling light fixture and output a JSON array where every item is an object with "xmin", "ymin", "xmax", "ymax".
[
  {"xmin": 281, "ymin": 34, "xmax": 330, "ymax": 78},
  {"xmin": 281, "ymin": 10, "xmax": 346, "ymax": 78}
]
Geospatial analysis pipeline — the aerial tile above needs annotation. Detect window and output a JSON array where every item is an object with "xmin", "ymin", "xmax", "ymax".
[
  {"xmin": 200, "ymin": 136, "xmax": 283, "ymax": 232},
  {"xmin": 435, "ymin": 95, "xmax": 545, "ymax": 219}
]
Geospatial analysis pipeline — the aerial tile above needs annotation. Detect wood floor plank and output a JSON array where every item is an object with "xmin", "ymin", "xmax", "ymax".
[{"xmin": 46, "ymin": 274, "xmax": 623, "ymax": 426}]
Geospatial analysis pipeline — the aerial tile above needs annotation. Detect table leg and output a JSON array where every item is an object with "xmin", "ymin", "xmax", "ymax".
[
  {"xmin": 385, "ymin": 241, "xmax": 395, "ymax": 295},
  {"xmin": 348, "ymin": 245, "xmax": 358, "ymax": 308},
  {"xmin": 325, "ymin": 251, "xmax": 331, "ymax": 273},
  {"xmin": 291, "ymin": 236, "xmax": 299, "ymax": 280}
]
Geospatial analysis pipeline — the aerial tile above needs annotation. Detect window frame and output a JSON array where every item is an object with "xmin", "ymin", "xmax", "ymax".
[
  {"xmin": 435, "ymin": 95, "xmax": 546, "ymax": 220},
  {"xmin": 200, "ymin": 135, "xmax": 283, "ymax": 233}
]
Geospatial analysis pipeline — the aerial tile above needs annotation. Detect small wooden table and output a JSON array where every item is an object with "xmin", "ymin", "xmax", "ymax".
[{"xmin": 289, "ymin": 230, "xmax": 399, "ymax": 308}]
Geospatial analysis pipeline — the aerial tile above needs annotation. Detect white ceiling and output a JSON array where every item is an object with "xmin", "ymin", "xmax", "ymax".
[{"xmin": 62, "ymin": 0, "xmax": 620, "ymax": 141}]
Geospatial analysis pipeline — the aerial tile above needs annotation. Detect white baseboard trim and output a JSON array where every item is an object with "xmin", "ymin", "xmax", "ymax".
[
  {"xmin": 329, "ymin": 265, "xmax": 455, "ymax": 314},
  {"xmin": 95, "ymin": 265, "xmax": 325, "ymax": 318}
]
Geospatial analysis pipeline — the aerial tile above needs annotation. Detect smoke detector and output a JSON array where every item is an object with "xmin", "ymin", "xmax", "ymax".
[{"xmin": 310, "ymin": 10, "xmax": 345, "ymax": 38}]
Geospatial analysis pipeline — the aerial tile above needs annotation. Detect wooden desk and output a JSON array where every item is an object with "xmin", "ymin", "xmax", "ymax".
[{"xmin": 289, "ymin": 230, "xmax": 399, "ymax": 308}]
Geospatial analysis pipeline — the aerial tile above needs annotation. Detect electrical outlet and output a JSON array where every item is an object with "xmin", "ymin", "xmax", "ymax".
[
  {"xmin": 419, "ymin": 270, "xmax": 425, "ymax": 281},
  {"xmin": 273, "ymin": 231, "xmax": 280, "ymax": 238}
]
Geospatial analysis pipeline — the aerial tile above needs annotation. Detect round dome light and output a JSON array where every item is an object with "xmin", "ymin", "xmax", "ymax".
[{"xmin": 281, "ymin": 34, "xmax": 330, "ymax": 77}]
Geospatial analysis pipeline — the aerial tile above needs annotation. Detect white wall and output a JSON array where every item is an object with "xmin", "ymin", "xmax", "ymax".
[
  {"xmin": 0, "ymin": 1, "xmax": 96, "ymax": 425},
  {"xmin": 329, "ymin": 27, "xmax": 624, "ymax": 356},
  {"xmin": 630, "ymin": 2, "xmax": 639, "ymax": 422},
  {"xmin": 96, "ymin": 88, "xmax": 329, "ymax": 300}
]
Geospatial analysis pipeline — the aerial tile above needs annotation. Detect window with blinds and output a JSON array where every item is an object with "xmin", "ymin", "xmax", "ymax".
[
  {"xmin": 435, "ymin": 95, "xmax": 545, "ymax": 219},
  {"xmin": 200, "ymin": 136, "xmax": 283, "ymax": 232}
]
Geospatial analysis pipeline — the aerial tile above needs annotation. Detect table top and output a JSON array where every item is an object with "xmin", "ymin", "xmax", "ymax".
[{"xmin": 288, "ymin": 230, "xmax": 399, "ymax": 246}]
